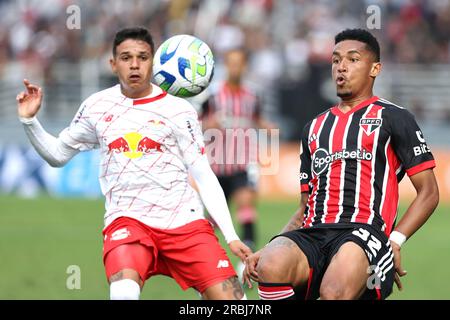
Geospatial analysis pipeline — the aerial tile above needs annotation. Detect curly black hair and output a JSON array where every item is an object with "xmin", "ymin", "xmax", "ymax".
[{"xmin": 335, "ymin": 29, "xmax": 380, "ymax": 62}]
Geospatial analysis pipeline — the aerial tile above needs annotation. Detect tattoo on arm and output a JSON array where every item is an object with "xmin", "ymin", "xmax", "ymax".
[
  {"xmin": 283, "ymin": 219, "xmax": 302, "ymax": 233},
  {"xmin": 281, "ymin": 195, "xmax": 307, "ymax": 233}
]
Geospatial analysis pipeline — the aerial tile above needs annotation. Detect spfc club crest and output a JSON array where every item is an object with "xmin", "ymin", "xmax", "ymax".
[{"xmin": 359, "ymin": 118, "xmax": 382, "ymax": 135}]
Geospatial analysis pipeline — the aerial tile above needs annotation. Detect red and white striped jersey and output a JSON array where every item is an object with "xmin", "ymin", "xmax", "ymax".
[
  {"xmin": 59, "ymin": 84, "xmax": 206, "ymax": 230},
  {"xmin": 202, "ymin": 82, "xmax": 261, "ymax": 176},
  {"xmin": 299, "ymin": 96, "xmax": 435, "ymax": 235}
]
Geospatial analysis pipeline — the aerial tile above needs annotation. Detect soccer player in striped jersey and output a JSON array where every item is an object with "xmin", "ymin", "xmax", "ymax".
[
  {"xmin": 17, "ymin": 27, "xmax": 252, "ymax": 300},
  {"xmin": 201, "ymin": 48, "xmax": 274, "ymax": 275},
  {"xmin": 243, "ymin": 29, "xmax": 439, "ymax": 300}
]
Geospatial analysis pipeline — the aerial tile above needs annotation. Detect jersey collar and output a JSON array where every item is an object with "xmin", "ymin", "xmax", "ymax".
[
  {"xmin": 133, "ymin": 91, "xmax": 167, "ymax": 105},
  {"xmin": 331, "ymin": 96, "xmax": 379, "ymax": 117},
  {"xmin": 132, "ymin": 84, "xmax": 167, "ymax": 105}
]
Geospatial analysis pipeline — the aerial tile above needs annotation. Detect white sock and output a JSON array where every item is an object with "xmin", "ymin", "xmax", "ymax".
[
  {"xmin": 110, "ymin": 279, "xmax": 140, "ymax": 300},
  {"xmin": 240, "ymin": 293, "xmax": 248, "ymax": 300},
  {"xmin": 236, "ymin": 261, "xmax": 246, "ymax": 283}
]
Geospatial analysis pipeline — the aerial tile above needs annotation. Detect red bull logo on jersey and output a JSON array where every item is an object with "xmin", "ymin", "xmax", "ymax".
[
  {"xmin": 312, "ymin": 148, "xmax": 372, "ymax": 175},
  {"xmin": 148, "ymin": 119, "xmax": 166, "ymax": 126},
  {"xmin": 108, "ymin": 132, "xmax": 162, "ymax": 159},
  {"xmin": 359, "ymin": 118, "xmax": 383, "ymax": 135}
]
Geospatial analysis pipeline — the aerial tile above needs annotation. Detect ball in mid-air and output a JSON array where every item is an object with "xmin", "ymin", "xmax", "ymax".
[{"xmin": 153, "ymin": 34, "xmax": 214, "ymax": 98}]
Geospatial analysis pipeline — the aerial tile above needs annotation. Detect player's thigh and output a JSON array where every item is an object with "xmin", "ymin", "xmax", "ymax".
[
  {"xmin": 320, "ymin": 241, "xmax": 369, "ymax": 300},
  {"xmin": 257, "ymin": 236, "xmax": 310, "ymax": 286},
  {"xmin": 201, "ymin": 276, "xmax": 244, "ymax": 300},
  {"xmin": 158, "ymin": 220, "xmax": 238, "ymax": 295},
  {"xmin": 105, "ymin": 243, "xmax": 154, "ymax": 287}
]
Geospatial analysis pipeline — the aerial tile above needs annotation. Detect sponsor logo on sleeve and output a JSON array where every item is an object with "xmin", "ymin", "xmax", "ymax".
[
  {"xmin": 186, "ymin": 120, "xmax": 204, "ymax": 154},
  {"xmin": 300, "ymin": 172, "xmax": 309, "ymax": 180},
  {"xmin": 413, "ymin": 130, "xmax": 431, "ymax": 156},
  {"xmin": 308, "ymin": 133, "xmax": 318, "ymax": 145},
  {"xmin": 74, "ymin": 104, "xmax": 87, "ymax": 124},
  {"xmin": 416, "ymin": 130, "xmax": 426, "ymax": 143}
]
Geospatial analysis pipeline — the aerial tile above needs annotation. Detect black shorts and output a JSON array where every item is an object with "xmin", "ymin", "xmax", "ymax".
[
  {"xmin": 272, "ymin": 223, "xmax": 394, "ymax": 300},
  {"xmin": 217, "ymin": 169, "xmax": 258, "ymax": 200}
]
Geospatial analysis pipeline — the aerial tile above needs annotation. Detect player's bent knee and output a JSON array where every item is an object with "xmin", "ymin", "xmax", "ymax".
[
  {"xmin": 320, "ymin": 283, "xmax": 347, "ymax": 300},
  {"xmin": 256, "ymin": 250, "xmax": 291, "ymax": 282},
  {"xmin": 110, "ymin": 279, "xmax": 141, "ymax": 300}
]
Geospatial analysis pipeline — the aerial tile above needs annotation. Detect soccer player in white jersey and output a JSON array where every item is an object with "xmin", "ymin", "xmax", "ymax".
[{"xmin": 16, "ymin": 27, "xmax": 252, "ymax": 300}]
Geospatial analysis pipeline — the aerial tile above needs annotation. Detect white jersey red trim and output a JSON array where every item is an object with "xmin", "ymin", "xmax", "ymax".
[{"xmin": 59, "ymin": 84, "xmax": 207, "ymax": 230}]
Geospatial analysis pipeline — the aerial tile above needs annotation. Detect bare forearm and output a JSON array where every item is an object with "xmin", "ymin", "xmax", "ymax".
[
  {"xmin": 395, "ymin": 191, "xmax": 439, "ymax": 239},
  {"xmin": 281, "ymin": 193, "xmax": 308, "ymax": 233},
  {"xmin": 281, "ymin": 209, "xmax": 304, "ymax": 233},
  {"xmin": 395, "ymin": 171, "xmax": 439, "ymax": 239}
]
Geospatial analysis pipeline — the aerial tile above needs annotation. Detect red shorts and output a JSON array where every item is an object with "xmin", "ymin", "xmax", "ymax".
[{"xmin": 102, "ymin": 217, "xmax": 236, "ymax": 293}]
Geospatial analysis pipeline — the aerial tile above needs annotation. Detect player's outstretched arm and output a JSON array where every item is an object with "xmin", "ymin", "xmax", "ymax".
[
  {"xmin": 17, "ymin": 79, "xmax": 42, "ymax": 118},
  {"xmin": 17, "ymin": 79, "xmax": 79, "ymax": 167},
  {"xmin": 188, "ymin": 156, "xmax": 253, "ymax": 260},
  {"xmin": 390, "ymin": 169, "xmax": 439, "ymax": 290}
]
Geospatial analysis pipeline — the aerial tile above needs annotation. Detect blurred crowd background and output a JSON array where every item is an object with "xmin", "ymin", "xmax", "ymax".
[
  {"xmin": 0, "ymin": 2, "xmax": 449, "ymax": 300},
  {"xmin": 0, "ymin": 0, "xmax": 449, "ymax": 142}
]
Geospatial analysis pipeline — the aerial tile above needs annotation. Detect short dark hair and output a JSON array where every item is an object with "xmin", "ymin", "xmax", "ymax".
[
  {"xmin": 224, "ymin": 47, "xmax": 250, "ymax": 62},
  {"xmin": 335, "ymin": 29, "xmax": 380, "ymax": 62},
  {"xmin": 113, "ymin": 27, "xmax": 155, "ymax": 56}
]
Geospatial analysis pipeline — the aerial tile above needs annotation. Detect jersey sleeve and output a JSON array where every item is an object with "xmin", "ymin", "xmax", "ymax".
[
  {"xmin": 390, "ymin": 108, "xmax": 435, "ymax": 176},
  {"xmin": 173, "ymin": 107, "xmax": 206, "ymax": 167},
  {"xmin": 300, "ymin": 122, "xmax": 312, "ymax": 193},
  {"xmin": 59, "ymin": 101, "xmax": 99, "ymax": 151}
]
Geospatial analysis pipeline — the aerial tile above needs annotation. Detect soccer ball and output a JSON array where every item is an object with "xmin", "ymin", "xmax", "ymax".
[{"xmin": 153, "ymin": 34, "xmax": 215, "ymax": 98}]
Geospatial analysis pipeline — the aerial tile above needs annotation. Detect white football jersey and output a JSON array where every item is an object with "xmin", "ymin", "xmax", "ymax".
[{"xmin": 59, "ymin": 84, "xmax": 206, "ymax": 230}]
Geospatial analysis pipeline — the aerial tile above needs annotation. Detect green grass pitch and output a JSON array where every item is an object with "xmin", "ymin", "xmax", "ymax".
[{"xmin": 0, "ymin": 195, "xmax": 448, "ymax": 299}]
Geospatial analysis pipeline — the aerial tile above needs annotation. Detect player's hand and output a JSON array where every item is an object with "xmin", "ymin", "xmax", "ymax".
[
  {"xmin": 391, "ymin": 241, "xmax": 407, "ymax": 291},
  {"xmin": 17, "ymin": 79, "xmax": 43, "ymax": 119},
  {"xmin": 242, "ymin": 249, "xmax": 262, "ymax": 289},
  {"xmin": 228, "ymin": 240, "xmax": 252, "ymax": 262}
]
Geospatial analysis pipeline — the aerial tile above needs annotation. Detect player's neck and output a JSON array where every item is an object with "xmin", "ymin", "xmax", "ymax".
[
  {"xmin": 121, "ymin": 83, "xmax": 153, "ymax": 99},
  {"xmin": 338, "ymin": 93, "xmax": 374, "ymax": 113},
  {"xmin": 225, "ymin": 80, "xmax": 242, "ymax": 91}
]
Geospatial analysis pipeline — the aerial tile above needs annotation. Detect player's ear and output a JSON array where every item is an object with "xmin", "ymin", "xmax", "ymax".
[
  {"xmin": 370, "ymin": 61, "xmax": 381, "ymax": 78},
  {"xmin": 110, "ymin": 56, "xmax": 117, "ymax": 74}
]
